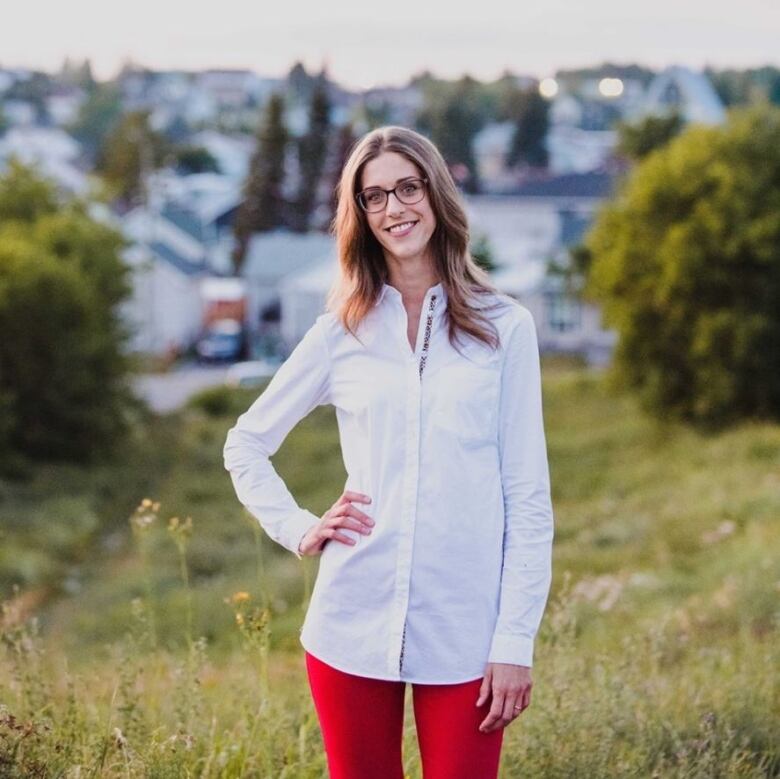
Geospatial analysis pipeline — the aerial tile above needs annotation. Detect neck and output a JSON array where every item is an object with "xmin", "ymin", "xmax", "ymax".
[{"xmin": 384, "ymin": 255, "xmax": 440, "ymax": 305}]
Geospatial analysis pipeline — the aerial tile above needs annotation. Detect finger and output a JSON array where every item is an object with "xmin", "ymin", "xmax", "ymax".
[
  {"xmin": 475, "ymin": 670, "xmax": 491, "ymax": 707},
  {"xmin": 338, "ymin": 516, "xmax": 374, "ymax": 535},
  {"xmin": 342, "ymin": 503, "xmax": 376, "ymax": 528},
  {"xmin": 479, "ymin": 691, "xmax": 505, "ymax": 733},
  {"xmin": 502, "ymin": 693, "xmax": 521, "ymax": 723},
  {"xmin": 324, "ymin": 527, "xmax": 356, "ymax": 546},
  {"xmin": 340, "ymin": 491, "xmax": 372, "ymax": 506},
  {"xmin": 326, "ymin": 509, "xmax": 372, "ymax": 535}
]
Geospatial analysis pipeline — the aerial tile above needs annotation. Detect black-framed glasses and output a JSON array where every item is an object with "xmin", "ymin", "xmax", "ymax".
[{"xmin": 355, "ymin": 178, "xmax": 429, "ymax": 213}]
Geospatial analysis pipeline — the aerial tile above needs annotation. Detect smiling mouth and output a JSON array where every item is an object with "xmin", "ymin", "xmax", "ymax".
[{"xmin": 386, "ymin": 220, "xmax": 418, "ymax": 235}]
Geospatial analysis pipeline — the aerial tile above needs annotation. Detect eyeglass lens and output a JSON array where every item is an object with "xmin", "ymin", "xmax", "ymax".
[{"xmin": 360, "ymin": 179, "xmax": 425, "ymax": 211}]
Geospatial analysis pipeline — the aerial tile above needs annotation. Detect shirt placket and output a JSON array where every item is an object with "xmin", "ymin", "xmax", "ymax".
[{"xmin": 388, "ymin": 290, "xmax": 438, "ymax": 677}]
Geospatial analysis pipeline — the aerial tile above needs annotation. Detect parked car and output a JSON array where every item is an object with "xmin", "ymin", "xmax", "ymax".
[
  {"xmin": 196, "ymin": 318, "xmax": 244, "ymax": 363},
  {"xmin": 224, "ymin": 358, "xmax": 282, "ymax": 388}
]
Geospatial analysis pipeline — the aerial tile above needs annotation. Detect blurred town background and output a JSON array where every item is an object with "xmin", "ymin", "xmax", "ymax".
[
  {"xmin": 3, "ymin": 62, "xmax": 769, "ymax": 379},
  {"xmin": 0, "ymin": 48, "xmax": 778, "ymax": 777}
]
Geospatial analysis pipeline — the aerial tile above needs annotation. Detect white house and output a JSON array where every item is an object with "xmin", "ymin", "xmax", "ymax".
[
  {"xmin": 121, "ymin": 242, "xmax": 206, "ymax": 355},
  {"xmin": 464, "ymin": 181, "xmax": 618, "ymax": 364},
  {"xmin": 0, "ymin": 126, "xmax": 91, "ymax": 197},
  {"xmin": 636, "ymin": 65, "xmax": 726, "ymax": 125},
  {"xmin": 240, "ymin": 229, "xmax": 335, "ymax": 334},
  {"xmin": 114, "ymin": 204, "xmax": 210, "ymax": 355},
  {"xmin": 277, "ymin": 251, "xmax": 339, "ymax": 346}
]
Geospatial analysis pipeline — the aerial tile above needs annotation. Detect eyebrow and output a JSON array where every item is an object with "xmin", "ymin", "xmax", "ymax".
[{"xmin": 362, "ymin": 176, "xmax": 416, "ymax": 190}]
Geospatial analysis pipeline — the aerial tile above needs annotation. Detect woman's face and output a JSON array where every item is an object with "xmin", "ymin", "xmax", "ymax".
[{"xmin": 358, "ymin": 151, "xmax": 437, "ymax": 267}]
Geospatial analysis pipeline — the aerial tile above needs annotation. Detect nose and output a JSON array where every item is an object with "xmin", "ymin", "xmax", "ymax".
[{"xmin": 385, "ymin": 190, "xmax": 405, "ymax": 215}]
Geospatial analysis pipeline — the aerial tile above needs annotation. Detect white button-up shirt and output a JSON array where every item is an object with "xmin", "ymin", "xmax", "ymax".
[{"xmin": 223, "ymin": 281, "xmax": 554, "ymax": 683}]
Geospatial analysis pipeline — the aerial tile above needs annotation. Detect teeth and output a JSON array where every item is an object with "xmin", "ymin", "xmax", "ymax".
[{"xmin": 389, "ymin": 221, "xmax": 415, "ymax": 233}]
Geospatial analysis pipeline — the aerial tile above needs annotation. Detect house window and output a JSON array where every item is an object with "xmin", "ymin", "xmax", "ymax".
[{"xmin": 544, "ymin": 291, "xmax": 581, "ymax": 333}]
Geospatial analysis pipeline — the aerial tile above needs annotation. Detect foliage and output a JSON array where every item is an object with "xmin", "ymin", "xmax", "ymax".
[
  {"xmin": 504, "ymin": 86, "xmax": 550, "ymax": 169},
  {"xmin": 321, "ymin": 122, "xmax": 358, "ymax": 231},
  {"xmin": 173, "ymin": 144, "xmax": 220, "ymax": 175},
  {"xmin": 416, "ymin": 76, "xmax": 487, "ymax": 193},
  {"xmin": 96, "ymin": 109, "xmax": 171, "ymax": 205},
  {"xmin": 291, "ymin": 75, "xmax": 332, "ymax": 232},
  {"xmin": 1, "ymin": 364, "xmax": 779, "ymax": 775},
  {"xmin": 706, "ymin": 65, "xmax": 780, "ymax": 107},
  {"xmin": 232, "ymin": 93, "xmax": 290, "ymax": 271},
  {"xmin": 0, "ymin": 163, "xmax": 138, "ymax": 466},
  {"xmin": 470, "ymin": 231, "xmax": 499, "ymax": 273},
  {"xmin": 584, "ymin": 104, "xmax": 780, "ymax": 429},
  {"xmin": 615, "ymin": 111, "xmax": 685, "ymax": 160},
  {"xmin": 188, "ymin": 385, "xmax": 235, "ymax": 418},
  {"xmin": 67, "ymin": 82, "xmax": 123, "ymax": 161}
]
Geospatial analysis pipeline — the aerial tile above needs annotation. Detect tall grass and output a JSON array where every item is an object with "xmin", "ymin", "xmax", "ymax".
[{"xmin": 0, "ymin": 366, "xmax": 778, "ymax": 776}]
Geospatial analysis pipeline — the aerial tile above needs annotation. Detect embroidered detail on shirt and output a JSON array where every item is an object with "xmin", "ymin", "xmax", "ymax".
[{"xmin": 417, "ymin": 293, "xmax": 437, "ymax": 379}]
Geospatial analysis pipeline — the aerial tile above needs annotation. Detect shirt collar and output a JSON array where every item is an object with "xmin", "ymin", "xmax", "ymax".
[{"xmin": 378, "ymin": 280, "xmax": 448, "ymax": 314}]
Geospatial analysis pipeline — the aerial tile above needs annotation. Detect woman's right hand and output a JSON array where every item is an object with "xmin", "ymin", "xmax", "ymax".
[{"xmin": 297, "ymin": 491, "xmax": 374, "ymax": 557}]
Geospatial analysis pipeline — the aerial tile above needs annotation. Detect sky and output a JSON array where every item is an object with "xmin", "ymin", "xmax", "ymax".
[{"xmin": 2, "ymin": 0, "xmax": 779, "ymax": 90}]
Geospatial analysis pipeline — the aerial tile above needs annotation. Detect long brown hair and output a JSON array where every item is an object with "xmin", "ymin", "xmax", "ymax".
[{"xmin": 325, "ymin": 125, "xmax": 509, "ymax": 353}]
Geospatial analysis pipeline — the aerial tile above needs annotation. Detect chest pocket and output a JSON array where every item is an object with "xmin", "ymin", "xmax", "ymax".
[{"xmin": 429, "ymin": 359, "xmax": 499, "ymax": 447}]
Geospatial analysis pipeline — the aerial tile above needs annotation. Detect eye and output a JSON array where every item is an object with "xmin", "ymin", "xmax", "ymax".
[
  {"xmin": 401, "ymin": 182, "xmax": 420, "ymax": 195},
  {"xmin": 364, "ymin": 190, "xmax": 383, "ymax": 204}
]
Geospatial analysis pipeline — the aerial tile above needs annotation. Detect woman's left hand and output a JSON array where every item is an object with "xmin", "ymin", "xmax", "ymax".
[{"xmin": 476, "ymin": 662, "xmax": 532, "ymax": 733}]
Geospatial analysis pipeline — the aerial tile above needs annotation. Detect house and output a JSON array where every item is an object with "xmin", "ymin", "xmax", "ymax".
[
  {"xmin": 0, "ymin": 126, "xmax": 90, "ymax": 196},
  {"xmin": 143, "ymin": 168, "xmax": 243, "ymax": 274},
  {"xmin": 120, "ymin": 240, "xmax": 207, "ymax": 355},
  {"xmin": 636, "ymin": 65, "xmax": 726, "ymax": 125},
  {"xmin": 188, "ymin": 130, "xmax": 254, "ymax": 181},
  {"xmin": 277, "ymin": 251, "xmax": 339, "ymax": 347},
  {"xmin": 464, "ymin": 174, "xmax": 620, "ymax": 365},
  {"xmin": 240, "ymin": 229, "xmax": 335, "ymax": 337},
  {"xmin": 112, "ymin": 203, "xmax": 210, "ymax": 355},
  {"xmin": 45, "ymin": 86, "xmax": 87, "ymax": 127},
  {"xmin": 472, "ymin": 121, "xmax": 519, "ymax": 192}
]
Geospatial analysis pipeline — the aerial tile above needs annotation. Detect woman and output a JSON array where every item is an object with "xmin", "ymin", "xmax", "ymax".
[{"xmin": 223, "ymin": 125, "xmax": 555, "ymax": 778}]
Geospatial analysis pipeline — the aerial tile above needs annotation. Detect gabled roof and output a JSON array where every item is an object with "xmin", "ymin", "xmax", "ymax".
[
  {"xmin": 148, "ymin": 241, "xmax": 207, "ymax": 277},
  {"xmin": 642, "ymin": 65, "xmax": 726, "ymax": 124},
  {"xmin": 506, "ymin": 170, "xmax": 617, "ymax": 199},
  {"xmin": 241, "ymin": 230, "xmax": 335, "ymax": 284}
]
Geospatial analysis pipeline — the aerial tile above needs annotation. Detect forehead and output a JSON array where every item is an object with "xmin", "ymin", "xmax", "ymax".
[{"xmin": 360, "ymin": 151, "xmax": 421, "ymax": 189}]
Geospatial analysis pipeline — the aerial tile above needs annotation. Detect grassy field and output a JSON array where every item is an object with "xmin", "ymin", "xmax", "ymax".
[{"xmin": 1, "ymin": 360, "xmax": 778, "ymax": 777}]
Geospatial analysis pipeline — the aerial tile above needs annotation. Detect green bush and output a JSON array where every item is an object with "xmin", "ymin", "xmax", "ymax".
[
  {"xmin": 0, "ymin": 161, "xmax": 136, "ymax": 465},
  {"xmin": 585, "ymin": 104, "xmax": 780, "ymax": 429}
]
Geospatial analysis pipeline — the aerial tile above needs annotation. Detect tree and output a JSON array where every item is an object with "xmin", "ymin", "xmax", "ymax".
[
  {"xmin": 96, "ymin": 110, "xmax": 170, "ymax": 206},
  {"xmin": 0, "ymin": 163, "xmax": 136, "ymax": 466},
  {"xmin": 322, "ymin": 122, "xmax": 357, "ymax": 231},
  {"xmin": 470, "ymin": 231, "xmax": 499, "ymax": 273},
  {"xmin": 583, "ymin": 104, "xmax": 780, "ymax": 428},
  {"xmin": 416, "ymin": 77, "xmax": 484, "ymax": 193},
  {"xmin": 232, "ymin": 93, "xmax": 289, "ymax": 271},
  {"xmin": 174, "ymin": 145, "xmax": 220, "ymax": 175},
  {"xmin": 68, "ymin": 82, "xmax": 123, "ymax": 162},
  {"xmin": 505, "ymin": 86, "xmax": 549, "ymax": 169},
  {"xmin": 616, "ymin": 112, "xmax": 685, "ymax": 161},
  {"xmin": 291, "ymin": 74, "xmax": 332, "ymax": 232}
]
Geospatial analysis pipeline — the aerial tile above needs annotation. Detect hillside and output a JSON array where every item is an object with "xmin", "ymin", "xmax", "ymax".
[{"xmin": 1, "ymin": 361, "xmax": 777, "ymax": 777}]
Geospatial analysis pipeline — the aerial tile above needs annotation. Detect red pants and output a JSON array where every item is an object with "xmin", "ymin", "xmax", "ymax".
[{"xmin": 305, "ymin": 650, "xmax": 504, "ymax": 779}]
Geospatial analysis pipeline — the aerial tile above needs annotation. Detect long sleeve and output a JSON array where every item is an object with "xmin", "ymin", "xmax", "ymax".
[
  {"xmin": 223, "ymin": 317, "xmax": 331, "ymax": 560},
  {"xmin": 488, "ymin": 307, "xmax": 555, "ymax": 667}
]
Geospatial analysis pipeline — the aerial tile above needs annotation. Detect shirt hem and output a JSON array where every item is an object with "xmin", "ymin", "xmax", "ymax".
[{"xmin": 299, "ymin": 634, "xmax": 485, "ymax": 685}]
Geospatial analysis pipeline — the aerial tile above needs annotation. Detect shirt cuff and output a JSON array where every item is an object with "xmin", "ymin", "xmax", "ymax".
[
  {"xmin": 488, "ymin": 632, "xmax": 535, "ymax": 667},
  {"xmin": 284, "ymin": 509, "xmax": 321, "ymax": 560}
]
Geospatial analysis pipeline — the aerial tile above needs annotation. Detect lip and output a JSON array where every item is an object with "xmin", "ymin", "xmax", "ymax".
[{"xmin": 385, "ymin": 220, "xmax": 418, "ymax": 237}]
